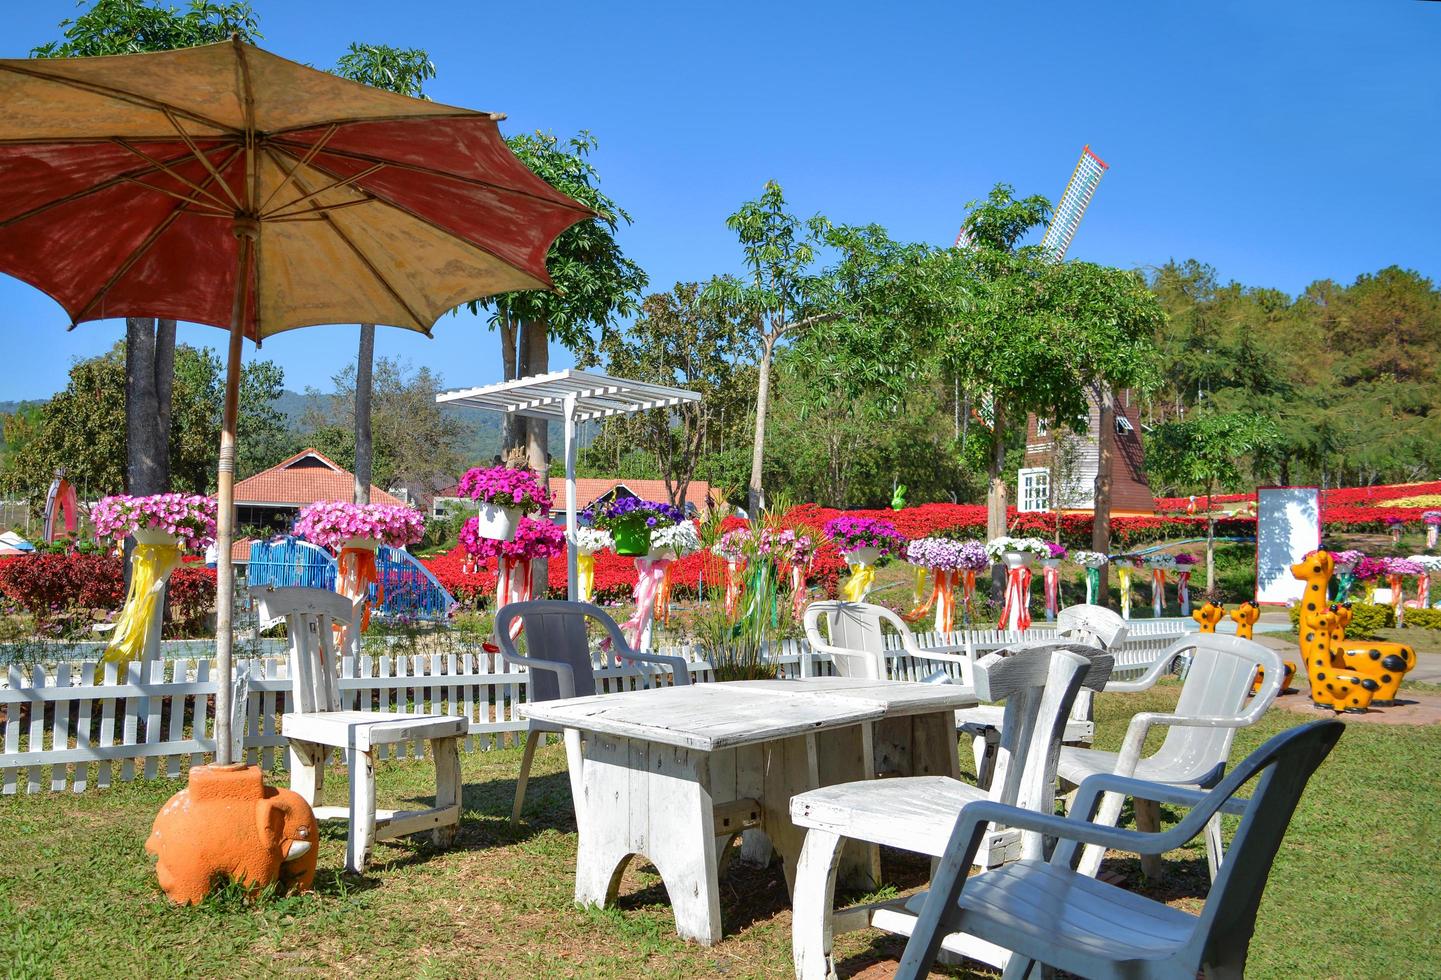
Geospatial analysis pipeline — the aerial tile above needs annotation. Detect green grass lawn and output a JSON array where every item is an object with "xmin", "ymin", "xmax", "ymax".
[{"xmin": 3, "ymin": 684, "xmax": 1438, "ymax": 979}]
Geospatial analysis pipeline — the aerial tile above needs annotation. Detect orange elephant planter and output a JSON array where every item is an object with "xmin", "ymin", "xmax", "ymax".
[{"xmin": 147, "ymin": 764, "xmax": 319, "ymax": 905}]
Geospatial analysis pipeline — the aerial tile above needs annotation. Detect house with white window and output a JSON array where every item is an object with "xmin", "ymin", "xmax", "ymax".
[{"xmin": 1019, "ymin": 390, "xmax": 1154, "ymax": 515}]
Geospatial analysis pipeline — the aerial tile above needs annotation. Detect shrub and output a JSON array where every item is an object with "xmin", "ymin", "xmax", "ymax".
[
  {"xmin": 1400, "ymin": 607, "xmax": 1441, "ymax": 631},
  {"xmin": 165, "ymin": 566, "xmax": 216, "ymax": 637},
  {"xmin": 0, "ymin": 553, "xmax": 124, "ymax": 620}
]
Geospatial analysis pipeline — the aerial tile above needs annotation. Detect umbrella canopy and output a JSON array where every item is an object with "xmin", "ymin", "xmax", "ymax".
[{"xmin": 0, "ymin": 39, "xmax": 592, "ymax": 764}]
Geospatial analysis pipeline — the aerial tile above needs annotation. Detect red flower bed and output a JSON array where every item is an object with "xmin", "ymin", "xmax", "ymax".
[{"xmin": 1155, "ymin": 481, "xmax": 1441, "ymax": 530}]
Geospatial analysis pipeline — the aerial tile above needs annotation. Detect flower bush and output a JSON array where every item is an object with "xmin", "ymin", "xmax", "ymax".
[
  {"xmin": 1408, "ymin": 554, "xmax": 1441, "ymax": 571},
  {"xmin": 90, "ymin": 493, "xmax": 217, "ymax": 549},
  {"xmin": 295, "ymin": 501, "xmax": 425, "ymax": 549},
  {"xmin": 0, "ymin": 553, "xmax": 124, "ymax": 620},
  {"xmin": 1330, "ymin": 550, "xmax": 1364, "ymax": 570},
  {"xmin": 906, "ymin": 537, "xmax": 987, "ymax": 570},
  {"xmin": 1145, "ymin": 552, "xmax": 1179, "ymax": 570},
  {"xmin": 985, "ymin": 536, "xmax": 1050, "ymax": 560},
  {"xmin": 1175, "ymin": 553, "xmax": 1199, "ymax": 566},
  {"xmin": 1070, "ymin": 550, "xmax": 1108, "ymax": 567},
  {"xmin": 770, "ymin": 528, "xmax": 816, "ymax": 567},
  {"xmin": 823, "ymin": 515, "xmax": 905, "ymax": 557},
  {"xmin": 457, "ymin": 465, "xmax": 551, "ymax": 512},
  {"xmin": 460, "ymin": 515, "xmax": 565, "ymax": 561},
  {"xmin": 1425, "ymin": 511, "xmax": 1441, "ymax": 526},
  {"xmin": 1044, "ymin": 541, "xmax": 1068, "ymax": 560},
  {"xmin": 1354, "ymin": 556, "xmax": 1388, "ymax": 581},
  {"xmin": 583, "ymin": 497, "xmax": 685, "ymax": 532},
  {"xmin": 712, "ymin": 528, "xmax": 752, "ymax": 562},
  {"xmin": 1383, "ymin": 556, "xmax": 1424, "ymax": 575}
]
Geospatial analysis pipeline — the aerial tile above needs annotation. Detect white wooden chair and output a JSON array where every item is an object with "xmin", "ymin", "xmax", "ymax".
[
  {"xmin": 895, "ymin": 720, "xmax": 1344, "ymax": 980},
  {"xmin": 802, "ymin": 600, "xmax": 974, "ymax": 682},
  {"xmin": 495, "ymin": 599, "xmax": 692, "ymax": 825},
  {"xmin": 252, "ymin": 585, "xmax": 468, "ymax": 874},
  {"xmin": 1060, "ymin": 631, "xmax": 1284, "ymax": 879},
  {"xmin": 954, "ymin": 603, "xmax": 1128, "ymax": 785},
  {"xmin": 790, "ymin": 643, "xmax": 1114, "ymax": 979}
]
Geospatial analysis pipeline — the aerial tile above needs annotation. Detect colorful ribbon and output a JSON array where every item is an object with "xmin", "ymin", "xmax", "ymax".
[
  {"xmin": 103, "ymin": 541, "xmax": 183, "ymax": 665},
  {"xmin": 790, "ymin": 563, "xmax": 809, "ymax": 621},
  {"xmin": 1177, "ymin": 570, "xmax": 1192, "ymax": 615},
  {"xmin": 654, "ymin": 561, "xmax": 675, "ymax": 626},
  {"xmin": 496, "ymin": 556, "xmax": 534, "ymax": 639},
  {"xmin": 338, "ymin": 544, "xmax": 382, "ymax": 631},
  {"xmin": 1151, "ymin": 568, "xmax": 1167, "ymax": 618},
  {"xmin": 961, "ymin": 569, "xmax": 977, "ymax": 625},
  {"xmin": 841, "ymin": 560, "xmax": 876, "ymax": 602},
  {"xmin": 1117, "ymin": 564, "xmax": 1134, "ymax": 620},
  {"xmin": 724, "ymin": 559, "xmax": 745, "ymax": 619},
  {"xmin": 1334, "ymin": 570, "xmax": 1356, "ymax": 603},
  {"xmin": 998, "ymin": 563, "xmax": 1033, "ymax": 632},
  {"xmin": 912, "ymin": 564, "xmax": 929, "ymax": 608},
  {"xmin": 577, "ymin": 551, "xmax": 596, "ymax": 603},
  {"xmin": 934, "ymin": 569, "xmax": 956, "ymax": 633},
  {"xmin": 1417, "ymin": 573, "xmax": 1431, "ymax": 609},
  {"xmin": 1389, "ymin": 573, "xmax": 1404, "ymax": 627},
  {"xmin": 1084, "ymin": 566, "xmax": 1101, "ymax": 605},
  {"xmin": 622, "ymin": 557, "xmax": 671, "ymax": 649},
  {"xmin": 1043, "ymin": 562, "xmax": 1060, "ymax": 621},
  {"xmin": 1429, "ymin": 526, "xmax": 1439, "ymax": 550}
]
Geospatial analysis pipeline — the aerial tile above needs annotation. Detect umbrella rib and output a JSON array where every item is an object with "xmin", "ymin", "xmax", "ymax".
[
  {"xmin": 0, "ymin": 62, "xmax": 240, "ymax": 137},
  {"xmin": 258, "ymin": 124, "xmax": 338, "ymax": 214},
  {"xmin": 0, "ymin": 146, "xmax": 221, "ymax": 230},
  {"xmin": 163, "ymin": 109, "xmax": 244, "ymax": 211},
  {"xmin": 262, "ymin": 164, "xmax": 386, "ymax": 220},
  {"xmin": 269, "ymin": 137, "xmax": 597, "ymax": 217},
  {"xmin": 267, "ymin": 199, "xmax": 375, "ymax": 221},
  {"xmin": 112, "ymin": 139, "xmax": 234, "ymax": 211},
  {"xmin": 73, "ymin": 145, "xmax": 246, "ymax": 323},
  {"xmin": 264, "ymin": 110, "xmax": 499, "ymax": 138}
]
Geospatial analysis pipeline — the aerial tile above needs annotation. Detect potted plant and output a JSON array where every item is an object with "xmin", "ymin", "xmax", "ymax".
[
  {"xmin": 985, "ymin": 536, "xmax": 1050, "ymax": 570},
  {"xmin": 460, "ymin": 515, "xmax": 566, "ymax": 613},
  {"xmin": 457, "ymin": 465, "xmax": 551, "ymax": 542},
  {"xmin": 822, "ymin": 515, "xmax": 906, "ymax": 568},
  {"xmin": 1070, "ymin": 550, "xmax": 1109, "ymax": 606},
  {"xmin": 648, "ymin": 519, "xmax": 702, "ymax": 560},
  {"xmin": 295, "ymin": 501, "xmax": 426, "ymax": 628},
  {"xmin": 583, "ymin": 498, "xmax": 686, "ymax": 557}
]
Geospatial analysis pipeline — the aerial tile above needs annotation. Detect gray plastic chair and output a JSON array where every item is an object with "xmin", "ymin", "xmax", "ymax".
[
  {"xmin": 895, "ymin": 719, "xmax": 1344, "ymax": 980},
  {"xmin": 1059, "ymin": 632, "xmax": 1283, "ymax": 878},
  {"xmin": 495, "ymin": 599, "xmax": 691, "ymax": 824}
]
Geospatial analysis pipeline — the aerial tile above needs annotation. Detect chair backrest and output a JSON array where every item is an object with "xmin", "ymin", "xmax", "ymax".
[
  {"xmin": 802, "ymin": 600, "xmax": 905, "ymax": 679},
  {"xmin": 249, "ymin": 585, "xmax": 362, "ymax": 715},
  {"xmin": 1153, "ymin": 633, "xmax": 1282, "ymax": 781},
  {"xmin": 1055, "ymin": 603, "xmax": 1128, "ymax": 650},
  {"xmin": 494, "ymin": 599, "xmax": 634, "ymax": 704},
  {"xmin": 976, "ymin": 643, "xmax": 1114, "ymax": 857}
]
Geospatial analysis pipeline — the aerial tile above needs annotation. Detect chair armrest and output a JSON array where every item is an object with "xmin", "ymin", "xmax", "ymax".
[
  {"xmin": 1071, "ymin": 771, "xmax": 1251, "ymax": 819},
  {"xmin": 1101, "ymin": 648, "xmax": 1179, "ymax": 693},
  {"xmin": 619, "ymin": 650, "xmax": 692, "ymax": 685},
  {"xmin": 1113, "ymin": 708, "xmax": 1260, "ymax": 779}
]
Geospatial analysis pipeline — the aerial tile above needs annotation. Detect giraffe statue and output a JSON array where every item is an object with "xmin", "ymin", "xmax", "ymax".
[
  {"xmin": 1192, "ymin": 601, "xmax": 1225, "ymax": 633},
  {"xmin": 1329, "ymin": 603, "xmax": 1416, "ymax": 706},
  {"xmin": 1291, "ymin": 552, "xmax": 1373, "ymax": 713},
  {"xmin": 1232, "ymin": 601, "xmax": 1296, "ymax": 694}
]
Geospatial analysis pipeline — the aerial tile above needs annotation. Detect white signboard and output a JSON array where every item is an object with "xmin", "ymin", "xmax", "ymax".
[{"xmin": 1255, "ymin": 487, "xmax": 1322, "ymax": 605}]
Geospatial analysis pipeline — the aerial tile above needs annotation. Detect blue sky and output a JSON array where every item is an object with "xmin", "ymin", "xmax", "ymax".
[{"xmin": 2, "ymin": 0, "xmax": 1438, "ymax": 401}]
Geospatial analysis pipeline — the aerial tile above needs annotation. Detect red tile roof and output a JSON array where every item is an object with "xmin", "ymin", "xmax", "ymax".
[
  {"xmin": 233, "ymin": 448, "xmax": 403, "ymax": 508},
  {"xmin": 434, "ymin": 476, "xmax": 715, "ymax": 514}
]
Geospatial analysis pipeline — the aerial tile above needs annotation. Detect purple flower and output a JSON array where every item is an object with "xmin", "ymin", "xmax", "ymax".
[
  {"xmin": 822, "ymin": 515, "xmax": 906, "ymax": 558},
  {"xmin": 584, "ymin": 497, "xmax": 685, "ymax": 532}
]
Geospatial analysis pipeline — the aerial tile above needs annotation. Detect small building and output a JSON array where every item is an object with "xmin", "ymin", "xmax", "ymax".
[
  {"xmin": 430, "ymin": 477, "xmax": 716, "ymax": 523},
  {"xmin": 1018, "ymin": 390, "xmax": 1154, "ymax": 515},
  {"xmin": 230, "ymin": 448, "xmax": 405, "ymax": 562}
]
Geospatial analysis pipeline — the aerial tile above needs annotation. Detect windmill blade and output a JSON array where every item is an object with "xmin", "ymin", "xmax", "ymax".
[{"xmin": 1039, "ymin": 145, "xmax": 1109, "ymax": 263}]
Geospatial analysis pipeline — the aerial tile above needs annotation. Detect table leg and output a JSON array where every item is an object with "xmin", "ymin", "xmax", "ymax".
[{"xmin": 910, "ymin": 708, "xmax": 961, "ymax": 779}]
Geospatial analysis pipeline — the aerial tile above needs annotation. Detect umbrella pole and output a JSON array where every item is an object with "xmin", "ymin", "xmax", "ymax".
[{"xmin": 213, "ymin": 221, "xmax": 257, "ymax": 767}]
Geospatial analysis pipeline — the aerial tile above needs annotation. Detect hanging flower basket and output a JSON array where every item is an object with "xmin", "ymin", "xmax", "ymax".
[
  {"xmin": 457, "ymin": 466, "xmax": 552, "ymax": 542},
  {"xmin": 985, "ymin": 536, "xmax": 1051, "ymax": 565},
  {"xmin": 822, "ymin": 516, "xmax": 905, "ymax": 562},
  {"xmin": 647, "ymin": 520, "xmax": 702, "ymax": 560},
  {"xmin": 460, "ymin": 515, "xmax": 565, "ymax": 562},
  {"xmin": 90, "ymin": 493, "xmax": 217, "ymax": 550},
  {"xmin": 294, "ymin": 501, "xmax": 425, "ymax": 550},
  {"xmin": 613, "ymin": 522, "xmax": 653, "ymax": 557},
  {"xmin": 583, "ymin": 498, "xmax": 686, "ymax": 558}
]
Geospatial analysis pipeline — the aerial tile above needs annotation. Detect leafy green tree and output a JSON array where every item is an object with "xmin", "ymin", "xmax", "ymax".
[
  {"xmin": 331, "ymin": 43, "xmax": 436, "ymax": 505},
  {"xmin": 594, "ymin": 282, "xmax": 754, "ymax": 508},
  {"xmin": 0, "ymin": 343, "xmax": 287, "ymax": 507},
  {"xmin": 31, "ymin": 0, "xmax": 263, "ymax": 498},
  {"xmin": 301, "ymin": 357, "xmax": 467, "ymax": 499},
  {"xmin": 467, "ymin": 132, "xmax": 647, "ymax": 472},
  {"xmin": 1147, "ymin": 410, "xmax": 1279, "ymax": 589}
]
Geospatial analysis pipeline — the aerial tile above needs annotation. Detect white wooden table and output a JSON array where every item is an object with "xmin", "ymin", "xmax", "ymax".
[{"xmin": 524, "ymin": 677, "xmax": 977, "ymax": 944}]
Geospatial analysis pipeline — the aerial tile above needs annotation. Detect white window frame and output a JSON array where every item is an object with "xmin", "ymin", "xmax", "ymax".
[
  {"xmin": 1115, "ymin": 415, "xmax": 1135, "ymax": 435},
  {"xmin": 1018, "ymin": 467, "xmax": 1051, "ymax": 513}
]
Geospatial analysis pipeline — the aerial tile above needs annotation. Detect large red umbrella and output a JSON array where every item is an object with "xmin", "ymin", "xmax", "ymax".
[{"xmin": 0, "ymin": 38, "xmax": 591, "ymax": 763}]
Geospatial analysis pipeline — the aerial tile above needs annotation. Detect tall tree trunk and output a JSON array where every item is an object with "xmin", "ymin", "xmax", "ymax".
[
  {"xmin": 748, "ymin": 336, "xmax": 776, "ymax": 516},
  {"xmin": 1091, "ymin": 387, "xmax": 1116, "ymax": 607},
  {"xmin": 125, "ymin": 317, "xmax": 164, "ymax": 496},
  {"xmin": 153, "ymin": 318, "xmax": 176, "ymax": 490},
  {"xmin": 523, "ymin": 319, "xmax": 549, "ymax": 476},
  {"xmin": 354, "ymin": 323, "xmax": 375, "ymax": 504},
  {"xmin": 499, "ymin": 315, "xmax": 521, "ymax": 457}
]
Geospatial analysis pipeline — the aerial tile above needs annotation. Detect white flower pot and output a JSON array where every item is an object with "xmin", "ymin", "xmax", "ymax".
[
  {"xmin": 843, "ymin": 546, "xmax": 881, "ymax": 567},
  {"xmin": 474, "ymin": 502, "xmax": 522, "ymax": 541},
  {"xmin": 341, "ymin": 536, "xmax": 382, "ymax": 552},
  {"xmin": 132, "ymin": 527, "xmax": 183, "ymax": 547},
  {"xmin": 647, "ymin": 544, "xmax": 677, "ymax": 561},
  {"xmin": 1002, "ymin": 551, "xmax": 1033, "ymax": 570},
  {"xmin": 1041, "ymin": 558, "xmax": 1061, "ymax": 571}
]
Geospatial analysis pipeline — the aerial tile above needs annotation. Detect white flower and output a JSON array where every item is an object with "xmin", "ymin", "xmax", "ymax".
[
  {"xmin": 649, "ymin": 520, "xmax": 702, "ymax": 557},
  {"xmin": 1071, "ymin": 551, "xmax": 1109, "ymax": 568},
  {"xmin": 573, "ymin": 526, "xmax": 614, "ymax": 554},
  {"xmin": 985, "ymin": 536, "xmax": 1051, "ymax": 560}
]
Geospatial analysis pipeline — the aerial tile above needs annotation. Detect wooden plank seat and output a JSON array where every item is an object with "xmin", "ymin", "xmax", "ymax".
[{"xmin": 251, "ymin": 585, "xmax": 467, "ymax": 875}]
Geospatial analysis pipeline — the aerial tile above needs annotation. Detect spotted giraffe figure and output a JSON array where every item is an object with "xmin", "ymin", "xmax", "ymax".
[
  {"xmin": 1291, "ymin": 552, "xmax": 1373, "ymax": 713},
  {"xmin": 1232, "ymin": 601, "xmax": 1296, "ymax": 694},
  {"xmin": 1192, "ymin": 601, "xmax": 1225, "ymax": 633},
  {"xmin": 1328, "ymin": 603, "xmax": 1415, "ymax": 706}
]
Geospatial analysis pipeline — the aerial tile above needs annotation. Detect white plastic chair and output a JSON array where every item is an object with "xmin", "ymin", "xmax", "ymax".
[
  {"xmin": 802, "ymin": 600, "xmax": 973, "ymax": 682},
  {"xmin": 790, "ymin": 643, "xmax": 1114, "ymax": 979},
  {"xmin": 253, "ymin": 585, "xmax": 468, "ymax": 874},
  {"xmin": 895, "ymin": 720, "xmax": 1344, "ymax": 980},
  {"xmin": 954, "ymin": 603, "xmax": 1128, "ymax": 784},
  {"xmin": 1060, "ymin": 631, "xmax": 1283, "ymax": 879},
  {"xmin": 495, "ymin": 599, "xmax": 692, "ymax": 825}
]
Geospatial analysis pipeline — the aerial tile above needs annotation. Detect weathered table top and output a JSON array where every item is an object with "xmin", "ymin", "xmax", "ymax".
[{"xmin": 522, "ymin": 678, "xmax": 978, "ymax": 752}]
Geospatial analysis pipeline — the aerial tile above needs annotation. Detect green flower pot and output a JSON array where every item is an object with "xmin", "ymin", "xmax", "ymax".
[{"xmin": 612, "ymin": 522, "xmax": 653, "ymax": 557}]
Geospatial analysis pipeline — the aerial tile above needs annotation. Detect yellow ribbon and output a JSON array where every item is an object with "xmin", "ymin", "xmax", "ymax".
[
  {"xmin": 104, "ymin": 542, "xmax": 182, "ymax": 665},
  {"xmin": 1117, "ymin": 565, "xmax": 1133, "ymax": 619},
  {"xmin": 841, "ymin": 561, "xmax": 875, "ymax": 602},
  {"xmin": 578, "ymin": 552, "xmax": 596, "ymax": 603},
  {"xmin": 912, "ymin": 564, "xmax": 929, "ymax": 607}
]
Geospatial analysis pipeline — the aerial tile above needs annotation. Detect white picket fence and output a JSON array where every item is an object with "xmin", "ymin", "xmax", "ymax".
[{"xmin": 0, "ymin": 619, "xmax": 1192, "ymax": 796}]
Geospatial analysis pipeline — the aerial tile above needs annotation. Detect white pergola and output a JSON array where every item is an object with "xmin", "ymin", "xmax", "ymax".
[{"xmin": 436, "ymin": 369, "xmax": 702, "ymax": 600}]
